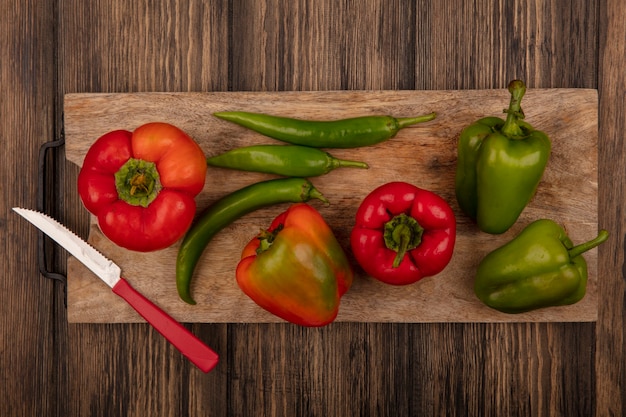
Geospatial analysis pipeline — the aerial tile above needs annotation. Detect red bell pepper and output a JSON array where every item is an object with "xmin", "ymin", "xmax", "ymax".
[
  {"xmin": 350, "ymin": 181, "xmax": 456, "ymax": 285},
  {"xmin": 77, "ymin": 122, "xmax": 207, "ymax": 252},
  {"xmin": 236, "ymin": 203, "xmax": 353, "ymax": 327}
]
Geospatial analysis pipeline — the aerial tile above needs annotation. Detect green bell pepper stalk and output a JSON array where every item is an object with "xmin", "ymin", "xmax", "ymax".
[
  {"xmin": 455, "ymin": 80, "xmax": 551, "ymax": 234},
  {"xmin": 474, "ymin": 219, "xmax": 609, "ymax": 314}
]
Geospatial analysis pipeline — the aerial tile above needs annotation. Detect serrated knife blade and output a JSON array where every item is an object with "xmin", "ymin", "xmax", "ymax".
[
  {"xmin": 13, "ymin": 207, "xmax": 219, "ymax": 373},
  {"xmin": 13, "ymin": 207, "xmax": 122, "ymax": 287}
]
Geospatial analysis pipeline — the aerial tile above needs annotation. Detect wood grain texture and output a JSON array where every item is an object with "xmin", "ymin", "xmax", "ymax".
[
  {"xmin": 596, "ymin": 0, "xmax": 626, "ymax": 416},
  {"xmin": 63, "ymin": 89, "xmax": 599, "ymax": 324},
  {"xmin": 5, "ymin": 0, "xmax": 623, "ymax": 416},
  {"xmin": 56, "ymin": 1, "xmax": 231, "ymax": 417},
  {"xmin": 0, "ymin": 1, "xmax": 60, "ymax": 417}
]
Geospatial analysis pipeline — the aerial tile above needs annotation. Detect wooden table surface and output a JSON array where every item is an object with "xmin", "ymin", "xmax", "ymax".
[{"xmin": 3, "ymin": 1, "xmax": 624, "ymax": 416}]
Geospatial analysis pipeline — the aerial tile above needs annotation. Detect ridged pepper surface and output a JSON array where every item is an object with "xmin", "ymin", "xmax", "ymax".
[{"xmin": 236, "ymin": 203, "xmax": 353, "ymax": 327}]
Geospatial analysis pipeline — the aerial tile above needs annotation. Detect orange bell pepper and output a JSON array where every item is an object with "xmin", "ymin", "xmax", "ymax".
[{"xmin": 236, "ymin": 203, "xmax": 353, "ymax": 327}]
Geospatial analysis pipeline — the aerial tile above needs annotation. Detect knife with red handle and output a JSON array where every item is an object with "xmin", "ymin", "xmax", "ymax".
[{"xmin": 13, "ymin": 207, "xmax": 219, "ymax": 373}]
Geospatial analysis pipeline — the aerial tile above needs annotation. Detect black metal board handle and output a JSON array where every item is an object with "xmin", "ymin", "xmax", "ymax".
[{"xmin": 37, "ymin": 134, "xmax": 67, "ymax": 305}]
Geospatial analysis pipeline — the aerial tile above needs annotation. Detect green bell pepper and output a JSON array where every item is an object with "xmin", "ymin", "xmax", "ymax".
[
  {"xmin": 455, "ymin": 80, "xmax": 551, "ymax": 234},
  {"xmin": 474, "ymin": 219, "xmax": 609, "ymax": 314}
]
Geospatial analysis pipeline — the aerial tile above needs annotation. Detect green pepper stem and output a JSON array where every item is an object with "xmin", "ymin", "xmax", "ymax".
[
  {"xmin": 332, "ymin": 158, "xmax": 369, "ymax": 170},
  {"xmin": 500, "ymin": 80, "xmax": 527, "ymax": 138},
  {"xmin": 395, "ymin": 112, "xmax": 437, "ymax": 129},
  {"xmin": 568, "ymin": 230, "xmax": 609, "ymax": 259},
  {"xmin": 255, "ymin": 225, "xmax": 284, "ymax": 255},
  {"xmin": 383, "ymin": 213, "xmax": 424, "ymax": 268},
  {"xmin": 307, "ymin": 186, "xmax": 330, "ymax": 206},
  {"xmin": 392, "ymin": 224, "xmax": 412, "ymax": 268}
]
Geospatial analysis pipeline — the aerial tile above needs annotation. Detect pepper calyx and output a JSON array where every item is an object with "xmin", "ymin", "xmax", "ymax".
[
  {"xmin": 114, "ymin": 158, "xmax": 162, "ymax": 207},
  {"xmin": 383, "ymin": 213, "xmax": 424, "ymax": 268},
  {"xmin": 256, "ymin": 224, "xmax": 284, "ymax": 255}
]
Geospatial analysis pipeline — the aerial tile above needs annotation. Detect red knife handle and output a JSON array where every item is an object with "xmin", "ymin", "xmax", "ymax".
[{"xmin": 112, "ymin": 277, "xmax": 219, "ymax": 373}]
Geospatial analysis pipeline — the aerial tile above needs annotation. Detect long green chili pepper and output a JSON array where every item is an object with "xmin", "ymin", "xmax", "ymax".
[
  {"xmin": 207, "ymin": 144, "xmax": 369, "ymax": 177},
  {"xmin": 176, "ymin": 177, "xmax": 329, "ymax": 305},
  {"xmin": 213, "ymin": 111, "xmax": 437, "ymax": 148}
]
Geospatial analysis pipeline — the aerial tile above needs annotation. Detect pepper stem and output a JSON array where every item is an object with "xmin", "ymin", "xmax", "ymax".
[
  {"xmin": 114, "ymin": 158, "xmax": 162, "ymax": 207},
  {"xmin": 331, "ymin": 157, "xmax": 369, "ymax": 170},
  {"xmin": 568, "ymin": 230, "xmax": 609, "ymax": 259},
  {"xmin": 383, "ymin": 213, "xmax": 424, "ymax": 268},
  {"xmin": 305, "ymin": 184, "xmax": 330, "ymax": 206},
  {"xmin": 255, "ymin": 224, "xmax": 284, "ymax": 255},
  {"xmin": 395, "ymin": 112, "xmax": 437, "ymax": 129},
  {"xmin": 500, "ymin": 80, "xmax": 527, "ymax": 138}
]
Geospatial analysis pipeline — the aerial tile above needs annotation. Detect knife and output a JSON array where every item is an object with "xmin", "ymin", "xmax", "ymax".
[{"xmin": 13, "ymin": 207, "xmax": 219, "ymax": 373}]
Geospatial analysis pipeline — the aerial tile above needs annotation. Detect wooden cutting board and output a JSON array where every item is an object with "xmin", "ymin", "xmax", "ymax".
[{"xmin": 64, "ymin": 89, "xmax": 599, "ymax": 323}]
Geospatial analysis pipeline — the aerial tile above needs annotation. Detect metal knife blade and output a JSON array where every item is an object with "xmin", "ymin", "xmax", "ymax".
[
  {"xmin": 13, "ymin": 207, "xmax": 219, "ymax": 373},
  {"xmin": 13, "ymin": 207, "xmax": 121, "ymax": 287}
]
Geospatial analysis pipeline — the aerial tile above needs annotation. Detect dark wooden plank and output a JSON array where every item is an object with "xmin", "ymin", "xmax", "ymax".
[
  {"xmin": 230, "ymin": 0, "xmax": 418, "ymax": 91},
  {"xmin": 416, "ymin": 0, "xmax": 599, "ymax": 90},
  {"xmin": 596, "ymin": 0, "xmax": 626, "ymax": 416},
  {"xmin": 0, "ymin": 1, "xmax": 59, "ymax": 417},
  {"xmin": 58, "ymin": 1, "xmax": 231, "ymax": 416},
  {"xmin": 228, "ymin": 1, "xmax": 600, "ymax": 416},
  {"xmin": 2, "ymin": 0, "xmax": 58, "ymax": 413}
]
